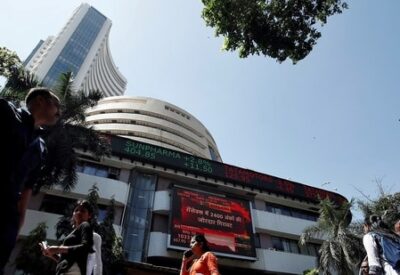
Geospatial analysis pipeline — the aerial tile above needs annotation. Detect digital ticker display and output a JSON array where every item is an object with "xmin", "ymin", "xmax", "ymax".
[
  {"xmin": 169, "ymin": 187, "xmax": 256, "ymax": 260},
  {"xmin": 107, "ymin": 135, "xmax": 347, "ymax": 205}
]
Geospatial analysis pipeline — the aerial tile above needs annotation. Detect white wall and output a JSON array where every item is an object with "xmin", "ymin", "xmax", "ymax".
[
  {"xmin": 20, "ymin": 209, "xmax": 122, "ymax": 240},
  {"xmin": 147, "ymin": 232, "xmax": 317, "ymax": 274},
  {"xmin": 152, "ymin": 190, "xmax": 170, "ymax": 214},
  {"xmin": 51, "ymin": 172, "xmax": 129, "ymax": 205},
  {"xmin": 253, "ymin": 209, "xmax": 316, "ymax": 237},
  {"xmin": 261, "ymin": 249, "xmax": 317, "ymax": 274}
]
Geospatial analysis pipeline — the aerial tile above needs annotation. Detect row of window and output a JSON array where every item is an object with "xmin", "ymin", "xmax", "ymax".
[
  {"xmin": 40, "ymin": 194, "xmax": 110, "ymax": 223},
  {"xmin": 93, "ymin": 109, "xmax": 204, "ymax": 138},
  {"xmin": 270, "ymin": 236, "xmax": 320, "ymax": 256},
  {"xmin": 76, "ymin": 161, "xmax": 120, "ymax": 180},
  {"xmin": 253, "ymin": 234, "xmax": 320, "ymax": 257},
  {"xmin": 43, "ymin": 7, "xmax": 106, "ymax": 87},
  {"xmin": 265, "ymin": 202, "xmax": 318, "ymax": 221},
  {"xmin": 164, "ymin": 105, "xmax": 191, "ymax": 120}
]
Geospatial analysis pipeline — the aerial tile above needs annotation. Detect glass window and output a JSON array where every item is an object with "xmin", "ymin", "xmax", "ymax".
[
  {"xmin": 308, "ymin": 244, "xmax": 319, "ymax": 256},
  {"xmin": 43, "ymin": 7, "xmax": 106, "ymax": 87},
  {"xmin": 289, "ymin": 240, "xmax": 300, "ymax": 254},
  {"xmin": 76, "ymin": 164, "xmax": 84, "ymax": 173},
  {"xmin": 265, "ymin": 202, "xmax": 318, "ymax": 221},
  {"xmin": 254, "ymin": 233, "xmax": 261, "ymax": 248},
  {"xmin": 83, "ymin": 165, "xmax": 97, "ymax": 175},
  {"xmin": 282, "ymin": 239, "xmax": 291, "ymax": 252},
  {"xmin": 77, "ymin": 161, "xmax": 120, "ymax": 179},
  {"xmin": 270, "ymin": 236, "xmax": 302, "ymax": 254},
  {"xmin": 40, "ymin": 195, "xmax": 75, "ymax": 215},
  {"xmin": 299, "ymin": 244, "xmax": 309, "ymax": 255},
  {"xmin": 281, "ymin": 207, "xmax": 291, "ymax": 216},
  {"xmin": 271, "ymin": 237, "xmax": 283, "ymax": 251},
  {"xmin": 208, "ymin": 146, "xmax": 218, "ymax": 161},
  {"xmin": 122, "ymin": 173, "xmax": 156, "ymax": 262},
  {"xmin": 95, "ymin": 168, "xmax": 108, "ymax": 178}
]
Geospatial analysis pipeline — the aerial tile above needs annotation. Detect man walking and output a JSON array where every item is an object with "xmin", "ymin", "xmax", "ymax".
[{"xmin": 0, "ymin": 87, "xmax": 61, "ymax": 273}]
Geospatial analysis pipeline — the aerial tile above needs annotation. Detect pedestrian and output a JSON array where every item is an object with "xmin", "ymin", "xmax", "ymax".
[
  {"xmin": 0, "ymin": 87, "xmax": 61, "ymax": 274},
  {"xmin": 86, "ymin": 231, "xmax": 102, "ymax": 275},
  {"xmin": 359, "ymin": 256, "xmax": 369, "ymax": 275},
  {"xmin": 363, "ymin": 215, "xmax": 400, "ymax": 274},
  {"xmin": 40, "ymin": 200, "xmax": 94, "ymax": 275},
  {"xmin": 394, "ymin": 218, "xmax": 400, "ymax": 237},
  {"xmin": 180, "ymin": 234, "xmax": 220, "ymax": 275}
]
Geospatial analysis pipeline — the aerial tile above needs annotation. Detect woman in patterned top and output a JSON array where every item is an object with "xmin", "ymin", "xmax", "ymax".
[{"xmin": 180, "ymin": 234, "xmax": 220, "ymax": 275}]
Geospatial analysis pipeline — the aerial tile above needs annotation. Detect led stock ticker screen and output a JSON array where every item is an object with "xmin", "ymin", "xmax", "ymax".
[
  {"xmin": 169, "ymin": 187, "xmax": 256, "ymax": 260},
  {"xmin": 108, "ymin": 136, "xmax": 346, "ymax": 205}
]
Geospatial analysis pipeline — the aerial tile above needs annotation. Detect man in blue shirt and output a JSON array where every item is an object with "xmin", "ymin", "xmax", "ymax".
[{"xmin": 0, "ymin": 87, "xmax": 61, "ymax": 273}]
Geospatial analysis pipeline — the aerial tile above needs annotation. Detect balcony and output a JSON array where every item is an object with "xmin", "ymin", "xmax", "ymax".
[
  {"xmin": 253, "ymin": 209, "xmax": 316, "ymax": 236},
  {"xmin": 51, "ymin": 172, "xmax": 129, "ymax": 205},
  {"xmin": 146, "ymin": 232, "xmax": 317, "ymax": 273},
  {"xmin": 152, "ymin": 191, "xmax": 170, "ymax": 213},
  {"xmin": 20, "ymin": 209, "xmax": 122, "ymax": 240},
  {"xmin": 20, "ymin": 210, "xmax": 61, "ymax": 240},
  {"xmin": 259, "ymin": 249, "xmax": 316, "ymax": 274}
]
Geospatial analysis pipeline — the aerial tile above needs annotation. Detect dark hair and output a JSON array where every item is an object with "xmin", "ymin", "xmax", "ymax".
[
  {"xmin": 74, "ymin": 199, "xmax": 94, "ymax": 217},
  {"xmin": 25, "ymin": 87, "xmax": 60, "ymax": 108},
  {"xmin": 192, "ymin": 234, "xmax": 210, "ymax": 252},
  {"xmin": 365, "ymin": 215, "xmax": 386, "ymax": 228}
]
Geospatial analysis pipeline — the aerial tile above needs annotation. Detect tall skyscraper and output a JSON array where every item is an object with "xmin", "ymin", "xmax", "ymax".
[{"xmin": 24, "ymin": 3, "xmax": 127, "ymax": 96}]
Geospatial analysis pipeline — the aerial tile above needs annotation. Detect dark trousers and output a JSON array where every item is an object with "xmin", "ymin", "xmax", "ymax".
[{"xmin": 0, "ymin": 213, "xmax": 18, "ymax": 275}]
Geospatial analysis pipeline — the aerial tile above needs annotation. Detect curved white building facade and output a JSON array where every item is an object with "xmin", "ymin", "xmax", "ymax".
[
  {"xmin": 24, "ymin": 3, "xmax": 126, "ymax": 96},
  {"xmin": 86, "ymin": 96, "xmax": 222, "ymax": 161}
]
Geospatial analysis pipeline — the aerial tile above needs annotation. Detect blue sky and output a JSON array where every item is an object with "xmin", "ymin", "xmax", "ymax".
[{"xmin": 1, "ymin": 0, "xmax": 399, "ymax": 218}]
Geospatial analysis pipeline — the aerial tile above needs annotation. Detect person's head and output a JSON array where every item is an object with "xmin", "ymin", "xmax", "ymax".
[
  {"xmin": 190, "ymin": 234, "xmax": 210, "ymax": 256},
  {"xmin": 363, "ymin": 215, "xmax": 388, "ymax": 234},
  {"xmin": 25, "ymin": 87, "xmax": 61, "ymax": 127},
  {"xmin": 394, "ymin": 218, "xmax": 400, "ymax": 235},
  {"xmin": 360, "ymin": 259, "xmax": 369, "ymax": 275},
  {"xmin": 72, "ymin": 200, "xmax": 93, "ymax": 227}
]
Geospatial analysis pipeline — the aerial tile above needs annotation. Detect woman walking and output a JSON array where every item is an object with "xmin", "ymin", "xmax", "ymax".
[
  {"xmin": 41, "ymin": 200, "xmax": 94, "ymax": 275},
  {"xmin": 180, "ymin": 234, "xmax": 220, "ymax": 275}
]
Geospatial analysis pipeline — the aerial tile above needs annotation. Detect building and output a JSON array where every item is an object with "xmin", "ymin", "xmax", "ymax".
[
  {"xmin": 24, "ymin": 3, "xmax": 127, "ymax": 96},
  {"xmin": 15, "ymin": 135, "xmax": 347, "ymax": 274},
  {"xmin": 15, "ymin": 4, "xmax": 348, "ymax": 270},
  {"xmin": 11, "ymin": 97, "xmax": 348, "ymax": 275},
  {"xmin": 85, "ymin": 96, "xmax": 222, "ymax": 161}
]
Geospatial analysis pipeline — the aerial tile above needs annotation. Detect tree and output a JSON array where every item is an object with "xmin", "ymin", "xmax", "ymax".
[
  {"xmin": 0, "ymin": 46, "xmax": 38, "ymax": 102},
  {"xmin": 358, "ymin": 188, "xmax": 400, "ymax": 230},
  {"xmin": 202, "ymin": 0, "xmax": 348, "ymax": 63},
  {"xmin": 300, "ymin": 198, "xmax": 364, "ymax": 275},
  {"xmin": 34, "ymin": 71, "xmax": 109, "ymax": 191},
  {"xmin": 98, "ymin": 197, "xmax": 124, "ymax": 275},
  {"xmin": 15, "ymin": 223, "xmax": 56, "ymax": 274}
]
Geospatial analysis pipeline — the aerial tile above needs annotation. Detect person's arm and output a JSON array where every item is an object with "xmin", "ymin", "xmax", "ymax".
[
  {"xmin": 18, "ymin": 187, "xmax": 32, "ymax": 231},
  {"xmin": 66, "ymin": 222, "xmax": 94, "ymax": 254},
  {"xmin": 205, "ymin": 252, "xmax": 220, "ymax": 275},
  {"xmin": 45, "ymin": 222, "xmax": 93, "ymax": 258},
  {"xmin": 363, "ymin": 234, "xmax": 383, "ymax": 275},
  {"xmin": 40, "ymin": 244, "xmax": 69, "ymax": 257},
  {"xmin": 180, "ymin": 255, "xmax": 194, "ymax": 275}
]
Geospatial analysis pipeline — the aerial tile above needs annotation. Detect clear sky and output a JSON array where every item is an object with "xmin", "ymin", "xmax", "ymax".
[{"xmin": 1, "ymin": 0, "xmax": 399, "ymax": 218}]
